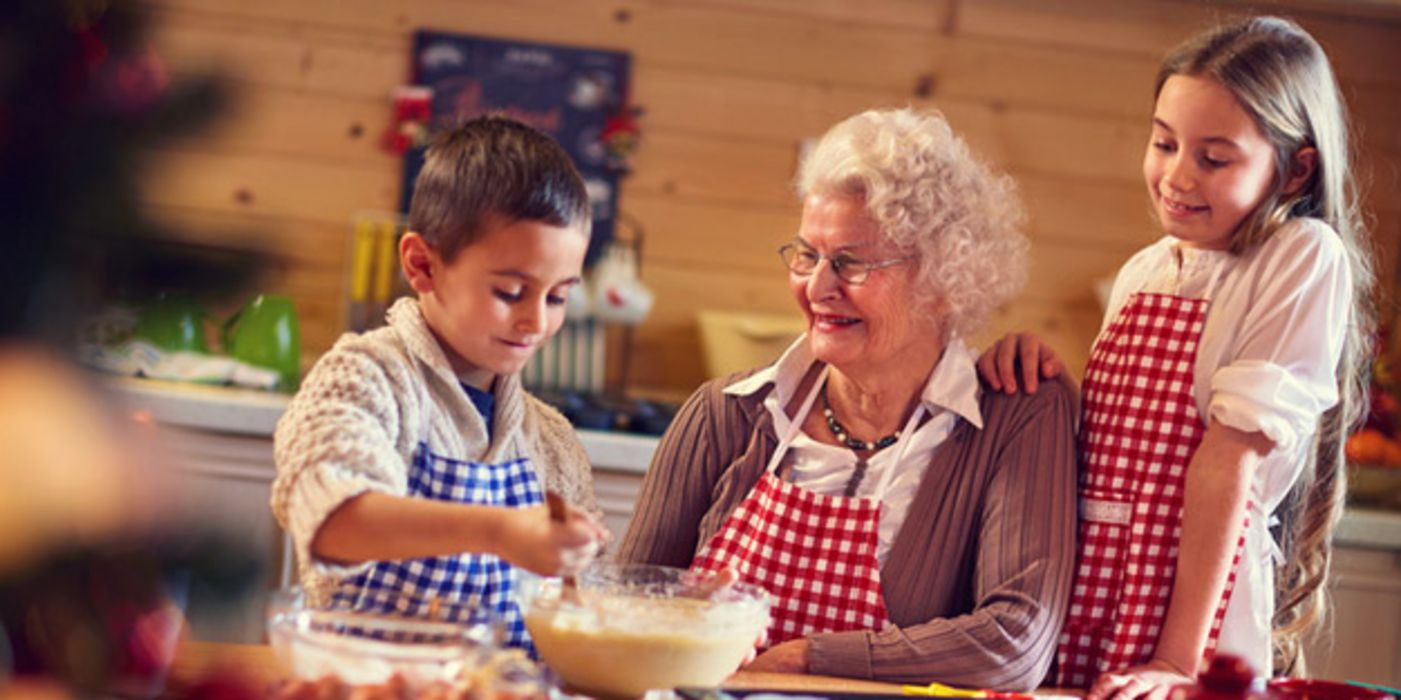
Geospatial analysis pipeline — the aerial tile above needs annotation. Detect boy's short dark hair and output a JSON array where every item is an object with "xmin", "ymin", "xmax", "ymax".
[{"xmin": 407, "ymin": 115, "xmax": 591, "ymax": 261}]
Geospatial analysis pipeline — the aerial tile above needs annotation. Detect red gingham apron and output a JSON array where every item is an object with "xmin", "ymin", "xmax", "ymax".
[
  {"xmin": 693, "ymin": 366, "xmax": 924, "ymax": 647},
  {"xmin": 1056, "ymin": 290, "xmax": 1248, "ymax": 687}
]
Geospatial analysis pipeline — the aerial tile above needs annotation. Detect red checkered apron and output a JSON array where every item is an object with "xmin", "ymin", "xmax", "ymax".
[
  {"xmin": 1056, "ymin": 291, "xmax": 1248, "ymax": 687},
  {"xmin": 693, "ymin": 366, "xmax": 922, "ymax": 647}
]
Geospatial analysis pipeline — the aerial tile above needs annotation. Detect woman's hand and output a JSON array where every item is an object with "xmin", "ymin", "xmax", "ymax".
[
  {"xmin": 496, "ymin": 502, "xmax": 607, "ymax": 576},
  {"xmin": 975, "ymin": 331, "xmax": 1064, "ymax": 394},
  {"xmin": 690, "ymin": 566, "xmax": 740, "ymax": 598},
  {"xmin": 742, "ymin": 638, "xmax": 809, "ymax": 674},
  {"xmin": 1087, "ymin": 660, "xmax": 1193, "ymax": 700},
  {"xmin": 687, "ymin": 567, "xmax": 768, "ymax": 668}
]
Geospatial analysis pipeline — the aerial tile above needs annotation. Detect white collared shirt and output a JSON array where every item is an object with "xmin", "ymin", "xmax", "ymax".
[{"xmin": 724, "ymin": 335, "xmax": 984, "ymax": 565}]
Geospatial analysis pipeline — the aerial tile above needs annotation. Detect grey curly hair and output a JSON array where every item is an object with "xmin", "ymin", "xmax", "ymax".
[{"xmin": 795, "ymin": 107, "xmax": 1029, "ymax": 339}]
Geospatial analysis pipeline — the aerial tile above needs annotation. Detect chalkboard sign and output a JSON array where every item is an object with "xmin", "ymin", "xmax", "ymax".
[{"xmin": 404, "ymin": 30, "xmax": 632, "ymax": 265}]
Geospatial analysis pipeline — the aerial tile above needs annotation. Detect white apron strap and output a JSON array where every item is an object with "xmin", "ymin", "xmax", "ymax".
[
  {"xmin": 870, "ymin": 403, "xmax": 929, "ymax": 499},
  {"xmin": 764, "ymin": 364, "xmax": 830, "ymax": 475}
]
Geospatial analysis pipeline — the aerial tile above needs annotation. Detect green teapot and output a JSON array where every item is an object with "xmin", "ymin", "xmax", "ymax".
[
  {"xmin": 223, "ymin": 294, "xmax": 301, "ymax": 391},
  {"xmin": 135, "ymin": 294, "xmax": 210, "ymax": 353}
]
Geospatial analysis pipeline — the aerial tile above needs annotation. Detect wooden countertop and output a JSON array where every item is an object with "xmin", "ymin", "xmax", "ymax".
[{"xmin": 168, "ymin": 640, "xmax": 911, "ymax": 696}]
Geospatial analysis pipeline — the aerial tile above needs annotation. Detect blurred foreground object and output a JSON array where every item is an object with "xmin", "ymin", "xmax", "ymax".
[
  {"xmin": 0, "ymin": 350, "xmax": 138, "ymax": 574},
  {"xmin": 1, "ymin": 0, "xmax": 266, "ymax": 695},
  {"xmin": 0, "ymin": 0, "xmax": 258, "ymax": 347},
  {"xmin": 1168, "ymin": 654, "xmax": 1396, "ymax": 700},
  {"xmin": 0, "ymin": 348, "xmax": 264, "ymax": 695}
]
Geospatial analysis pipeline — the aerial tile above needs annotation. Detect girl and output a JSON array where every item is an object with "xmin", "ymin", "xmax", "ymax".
[{"xmin": 978, "ymin": 16, "xmax": 1374, "ymax": 699}]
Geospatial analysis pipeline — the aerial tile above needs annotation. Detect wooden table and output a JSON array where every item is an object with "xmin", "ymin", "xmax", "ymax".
[{"xmin": 169, "ymin": 641, "xmax": 909, "ymax": 696}]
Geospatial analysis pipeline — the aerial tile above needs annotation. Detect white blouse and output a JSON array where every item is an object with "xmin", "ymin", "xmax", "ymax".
[
  {"xmin": 724, "ymin": 336, "xmax": 984, "ymax": 565},
  {"xmin": 1100, "ymin": 216, "xmax": 1351, "ymax": 672}
]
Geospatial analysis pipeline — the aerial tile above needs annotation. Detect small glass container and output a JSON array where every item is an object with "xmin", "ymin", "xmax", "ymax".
[{"xmin": 265, "ymin": 586, "xmax": 539, "ymax": 694}]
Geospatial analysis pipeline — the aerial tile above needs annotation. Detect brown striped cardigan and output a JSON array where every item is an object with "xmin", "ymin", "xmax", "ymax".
[{"xmin": 617, "ymin": 370, "xmax": 1078, "ymax": 689}]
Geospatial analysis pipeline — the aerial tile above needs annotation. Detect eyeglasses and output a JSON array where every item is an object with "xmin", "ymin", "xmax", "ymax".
[{"xmin": 777, "ymin": 242, "xmax": 912, "ymax": 285}]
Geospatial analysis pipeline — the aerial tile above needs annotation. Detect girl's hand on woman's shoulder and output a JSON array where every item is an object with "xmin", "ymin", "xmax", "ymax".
[
  {"xmin": 976, "ymin": 331, "xmax": 1065, "ymax": 394},
  {"xmin": 1087, "ymin": 660, "xmax": 1193, "ymax": 700}
]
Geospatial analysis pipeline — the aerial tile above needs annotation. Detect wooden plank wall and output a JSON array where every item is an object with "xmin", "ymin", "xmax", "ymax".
[{"xmin": 140, "ymin": 0, "xmax": 1401, "ymax": 400}]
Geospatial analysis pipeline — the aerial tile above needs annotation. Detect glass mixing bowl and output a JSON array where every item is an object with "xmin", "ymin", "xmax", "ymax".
[{"xmin": 517, "ymin": 562, "xmax": 771, "ymax": 699}]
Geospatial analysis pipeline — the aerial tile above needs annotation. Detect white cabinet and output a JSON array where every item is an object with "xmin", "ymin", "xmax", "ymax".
[
  {"xmin": 110, "ymin": 378, "xmax": 291, "ymax": 644},
  {"xmin": 156, "ymin": 423, "xmax": 289, "ymax": 644},
  {"xmin": 594, "ymin": 468, "xmax": 646, "ymax": 544},
  {"xmin": 573, "ymin": 429, "xmax": 656, "ymax": 541},
  {"xmin": 1302, "ymin": 535, "xmax": 1401, "ymax": 686}
]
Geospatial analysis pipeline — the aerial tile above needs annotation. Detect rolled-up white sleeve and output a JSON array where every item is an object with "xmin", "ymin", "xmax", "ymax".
[{"xmin": 1208, "ymin": 222, "xmax": 1350, "ymax": 453}]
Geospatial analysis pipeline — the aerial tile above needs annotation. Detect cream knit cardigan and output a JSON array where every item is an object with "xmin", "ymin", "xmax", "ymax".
[{"xmin": 270, "ymin": 298, "xmax": 599, "ymax": 602}]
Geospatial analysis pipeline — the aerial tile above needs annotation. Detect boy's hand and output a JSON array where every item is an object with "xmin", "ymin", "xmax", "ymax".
[
  {"xmin": 496, "ymin": 502, "xmax": 606, "ymax": 577},
  {"xmin": 976, "ymin": 331, "xmax": 1064, "ymax": 394}
]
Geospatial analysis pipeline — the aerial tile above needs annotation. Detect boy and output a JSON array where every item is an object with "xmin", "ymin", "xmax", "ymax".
[{"xmin": 271, "ymin": 116, "xmax": 606, "ymax": 649}]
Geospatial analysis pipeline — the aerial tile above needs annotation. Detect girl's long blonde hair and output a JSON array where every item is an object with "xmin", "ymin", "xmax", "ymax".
[{"xmin": 1155, "ymin": 16, "xmax": 1376, "ymax": 676}]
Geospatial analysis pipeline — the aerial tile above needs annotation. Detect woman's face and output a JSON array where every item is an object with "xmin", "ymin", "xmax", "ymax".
[{"xmin": 789, "ymin": 193, "xmax": 937, "ymax": 377}]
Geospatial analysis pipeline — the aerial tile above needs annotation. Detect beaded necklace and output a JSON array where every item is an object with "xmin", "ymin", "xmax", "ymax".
[{"xmin": 820, "ymin": 381, "xmax": 900, "ymax": 452}]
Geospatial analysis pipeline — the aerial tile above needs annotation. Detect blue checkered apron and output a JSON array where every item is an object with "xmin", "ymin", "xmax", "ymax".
[{"xmin": 332, "ymin": 441, "xmax": 544, "ymax": 651}]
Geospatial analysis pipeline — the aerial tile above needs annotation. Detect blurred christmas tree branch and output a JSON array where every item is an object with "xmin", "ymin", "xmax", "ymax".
[
  {"xmin": 1, "ymin": 0, "xmax": 269, "ymax": 695},
  {"xmin": 0, "ymin": 0, "xmax": 264, "ymax": 346}
]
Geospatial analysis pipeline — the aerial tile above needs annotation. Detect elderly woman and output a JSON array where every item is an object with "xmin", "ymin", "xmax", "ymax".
[{"xmin": 617, "ymin": 108, "xmax": 1077, "ymax": 688}]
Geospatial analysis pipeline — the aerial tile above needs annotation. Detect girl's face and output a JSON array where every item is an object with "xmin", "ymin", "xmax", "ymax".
[
  {"xmin": 1143, "ymin": 74, "xmax": 1279, "ymax": 250},
  {"xmin": 410, "ymin": 216, "xmax": 587, "ymax": 390},
  {"xmin": 789, "ymin": 193, "xmax": 937, "ymax": 378}
]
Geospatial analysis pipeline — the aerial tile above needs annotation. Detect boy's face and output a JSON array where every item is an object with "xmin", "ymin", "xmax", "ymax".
[{"xmin": 409, "ymin": 216, "xmax": 588, "ymax": 390}]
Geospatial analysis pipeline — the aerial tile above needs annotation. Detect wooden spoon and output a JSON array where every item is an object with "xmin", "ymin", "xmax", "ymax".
[{"xmin": 544, "ymin": 491, "xmax": 584, "ymax": 605}]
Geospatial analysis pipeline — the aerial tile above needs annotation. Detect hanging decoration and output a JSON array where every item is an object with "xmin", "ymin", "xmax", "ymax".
[
  {"xmin": 601, "ymin": 102, "xmax": 643, "ymax": 175},
  {"xmin": 381, "ymin": 85, "xmax": 433, "ymax": 154}
]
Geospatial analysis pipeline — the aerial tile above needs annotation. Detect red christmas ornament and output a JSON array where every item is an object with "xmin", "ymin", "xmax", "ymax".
[{"xmin": 382, "ymin": 86, "xmax": 433, "ymax": 154}]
